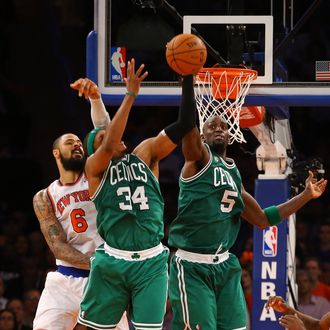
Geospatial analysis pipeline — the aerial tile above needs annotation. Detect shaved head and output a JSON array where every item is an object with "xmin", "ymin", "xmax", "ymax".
[{"xmin": 52, "ymin": 133, "xmax": 80, "ymax": 150}]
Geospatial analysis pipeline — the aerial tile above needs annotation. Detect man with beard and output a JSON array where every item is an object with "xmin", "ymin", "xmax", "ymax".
[
  {"xmin": 167, "ymin": 77, "xmax": 328, "ymax": 330},
  {"xmin": 32, "ymin": 78, "xmax": 128, "ymax": 330}
]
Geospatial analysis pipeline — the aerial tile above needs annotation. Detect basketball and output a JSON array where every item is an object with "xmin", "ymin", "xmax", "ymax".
[{"xmin": 166, "ymin": 33, "xmax": 207, "ymax": 75}]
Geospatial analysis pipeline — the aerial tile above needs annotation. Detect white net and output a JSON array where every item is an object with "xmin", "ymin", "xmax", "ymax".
[{"xmin": 195, "ymin": 67, "xmax": 257, "ymax": 144}]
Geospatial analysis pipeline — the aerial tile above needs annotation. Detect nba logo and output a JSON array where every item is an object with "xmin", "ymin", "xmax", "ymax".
[
  {"xmin": 262, "ymin": 226, "xmax": 278, "ymax": 257},
  {"xmin": 110, "ymin": 47, "xmax": 126, "ymax": 82}
]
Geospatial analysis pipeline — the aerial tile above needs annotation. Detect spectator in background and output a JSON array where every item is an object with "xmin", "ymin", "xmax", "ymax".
[
  {"xmin": 241, "ymin": 267, "xmax": 253, "ymax": 316},
  {"xmin": 18, "ymin": 257, "xmax": 43, "ymax": 293},
  {"xmin": 6, "ymin": 299, "xmax": 29, "ymax": 330},
  {"xmin": 0, "ymin": 308, "xmax": 17, "ymax": 330},
  {"xmin": 304, "ymin": 256, "xmax": 330, "ymax": 302},
  {"xmin": 320, "ymin": 261, "xmax": 330, "ymax": 286},
  {"xmin": 0, "ymin": 277, "xmax": 8, "ymax": 310},
  {"xmin": 27, "ymin": 232, "xmax": 47, "ymax": 263},
  {"xmin": 314, "ymin": 222, "xmax": 330, "ymax": 264},
  {"xmin": 21, "ymin": 290, "xmax": 40, "ymax": 330},
  {"xmin": 0, "ymin": 243, "xmax": 22, "ymax": 299},
  {"xmin": 14, "ymin": 236, "xmax": 29, "ymax": 262},
  {"xmin": 295, "ymin": 220, "xmax": 315, "ymax": 263},
  {"xmin": 296, "ymin": 269, "xmax": 330, "ymax": 320},
  {"xmin": 239, "ymin": 237, "xmax": 254, "ymax": 267},
  {"xmin": 241, "ymin": 267, "xmax": 252, "ymax": 330}
]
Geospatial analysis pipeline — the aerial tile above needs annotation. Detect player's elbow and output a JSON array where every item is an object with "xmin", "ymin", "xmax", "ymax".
[
  {"xmin": 50, "ymin": 241, "xmax": 67, "ymax": 260},
  {"xmin": 242, "ymin": 212, "xmax": 269, "ymax": 230},
  {"xmin": 49, "ymin": 246, "xmax": 62, "ymax": 260}
]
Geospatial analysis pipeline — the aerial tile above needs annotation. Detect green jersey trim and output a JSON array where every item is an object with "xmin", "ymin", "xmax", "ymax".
[
  {"xmin": 180, "ymin": 144, "xmax": 213, "ymax": 183},
  {"xmin": 90, "ymin": 160, "xmax": 112, "ymax": 201},
  {"xmin": 219, "ymin": 156, "xmax": 236, "ymax": 169}
]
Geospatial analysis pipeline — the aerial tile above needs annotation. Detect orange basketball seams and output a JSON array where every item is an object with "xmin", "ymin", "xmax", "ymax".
[{"xmin": 166, "ymin": 34, "xmax": 207, "ymax": 75}]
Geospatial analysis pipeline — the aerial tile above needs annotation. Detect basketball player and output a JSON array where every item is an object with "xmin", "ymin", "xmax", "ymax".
[
  {"xmin": 32, "ymin": 78, "xmax": 128, "ymax": 330},
  {"xmin": 78, "ymin": 59, "xmax": 197, "ymax": 329},
  {"xmin": 267, "ymin": 296, "xmax": 330, "ymax": 330},
  {"xmin": 167, "ymin": 76, "xmax": 328, "ymax": 330}
]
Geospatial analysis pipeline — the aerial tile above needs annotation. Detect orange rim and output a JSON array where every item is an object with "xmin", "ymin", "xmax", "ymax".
[
  {"xmin": 197, "ymin": 67, "xmax": 258, "ymax": 99},
  {"xmin": 197, "ymin": 67, "xmax": 258, "ymax": 79}
]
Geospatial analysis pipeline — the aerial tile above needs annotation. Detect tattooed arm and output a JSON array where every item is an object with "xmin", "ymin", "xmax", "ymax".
[{"xmin": 33, "ymin": 189, "xmax": 91, "ymax": 270}]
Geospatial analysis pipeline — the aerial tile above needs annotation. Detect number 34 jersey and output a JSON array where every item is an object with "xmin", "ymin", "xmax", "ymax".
[
  {"xmin": 47, "ymin": 173, "xmax": 104, "ymax": 267},
  {"xmin": 169, "ymin": 144, "xmax": 245, "ymax": 254},
  {"xmin": 91, "ymin": 154, "xmax": 164, "ymax": 251}
]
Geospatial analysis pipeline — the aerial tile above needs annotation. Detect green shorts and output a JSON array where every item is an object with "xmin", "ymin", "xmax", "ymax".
[
  {"xmin": 79, "ymin": 245, "xmax": 169, "ymax": 330},
  {"xmin": 169, "ymin": 251, "xmax": 246, "ymax": 330}
]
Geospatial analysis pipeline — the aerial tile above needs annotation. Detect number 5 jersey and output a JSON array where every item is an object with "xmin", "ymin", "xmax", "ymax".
[{"xmin": 169, "ymin": 144, "xmax": 245, "ymax": 254}]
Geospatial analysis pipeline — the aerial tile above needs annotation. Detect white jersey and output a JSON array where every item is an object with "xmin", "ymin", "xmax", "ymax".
[
  {"xmin": 34, "ymin": 172, "xmax": 129, "ymax": 330},
  {"xmin": 47, "ymin": 172, "xmax": 103, "ymax": 267}
]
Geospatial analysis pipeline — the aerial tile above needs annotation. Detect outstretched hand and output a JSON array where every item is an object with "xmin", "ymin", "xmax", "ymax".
[
  {"xmin": 124, "ymin": 58, "xmax": 148, "ymax": 97},
  {"xmin": 266, "ymin": 296, "xmax": 288, "ymax": 313},
  {"xmin": 305, "ymin": 170, "xmax": 327, "ymax": 199},
  {"xmin": 70, "ymin": 78, "xmax": 100, "ymax": 100},
  {"xmin": 279, "ymin": 314, "xmax": 306, "ymax": 330}
]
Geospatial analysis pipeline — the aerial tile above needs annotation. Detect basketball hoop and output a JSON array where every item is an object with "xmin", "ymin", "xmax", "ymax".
[{"xmin": 195, "ymin": 66, "xmax": 258, "ymax": 144}]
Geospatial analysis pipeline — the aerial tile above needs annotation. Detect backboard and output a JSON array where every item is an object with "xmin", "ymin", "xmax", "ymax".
[{"xmin": 87, "ymin": 0, "xmax": 330, "ymax": 107}]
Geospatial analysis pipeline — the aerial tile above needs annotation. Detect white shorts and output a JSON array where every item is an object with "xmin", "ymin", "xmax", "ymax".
[{"xmin": 34, "ymin": 270, "xmax": 129, "ymax": 330}]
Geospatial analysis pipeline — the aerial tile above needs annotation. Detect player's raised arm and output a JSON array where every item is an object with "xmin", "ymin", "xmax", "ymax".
[
  {"xmin": 133, "ymin": 75, "xmax": 205, "ymax": 176},
  {"xmin": 180, "ymin": 75, "xmax": 208, "ymax": 160},
  {"xmin": 85, "ymin": 59, "xmax": 148, "ymax": 194},
  {"xmin": 179, "ymin": 75, "xmax": 210, "ymax": 178},
  {"xmin": 241, "ymin": 171, "xmax": 327, "ymax": 229},
  {"xmin": 33, "ymin": 189, "xmax": 91, "ymax": 269},
  {"xmin": 70, "ymin": 77, "xmax": 110, "ymax": 128}
]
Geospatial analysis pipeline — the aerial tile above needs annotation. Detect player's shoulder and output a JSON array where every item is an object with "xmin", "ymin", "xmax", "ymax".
[
  {"xmin": 32, "ymin": 186, "xmax": 55, "ymax": 221},
  {"xmin": 134, "ymin": 137, "xmax": 154, "ymax": 151},
  {"xmin": 33, "ymin": 187, "xmax": 50, "ymax": 204}
]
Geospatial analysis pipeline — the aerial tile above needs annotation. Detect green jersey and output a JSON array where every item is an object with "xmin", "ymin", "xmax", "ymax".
[
  {"xmin": 92, "ymin": 153, "xmax": 164, "ymax": 250},
  {"xmin": 169, "ymin": 144, "xmax": 245, "ymax": 254}
]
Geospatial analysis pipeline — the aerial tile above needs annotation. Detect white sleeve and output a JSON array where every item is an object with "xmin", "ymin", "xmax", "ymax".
[{"xmin": 89, "ymin": 98, "xmax": 111, "ymax": 129}]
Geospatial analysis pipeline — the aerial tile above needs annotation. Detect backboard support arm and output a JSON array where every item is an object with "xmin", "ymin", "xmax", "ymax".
[
  {"xmin": 249, "ymin": 123, "xmax": 288, "ymax": 179},
  {"xmin": 274, "ymin": 0, "xmax": 324, "ymax": 58},
  {"xmin": 153, "ymin": 0, "xmax": 228, "ymax": 65}
]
